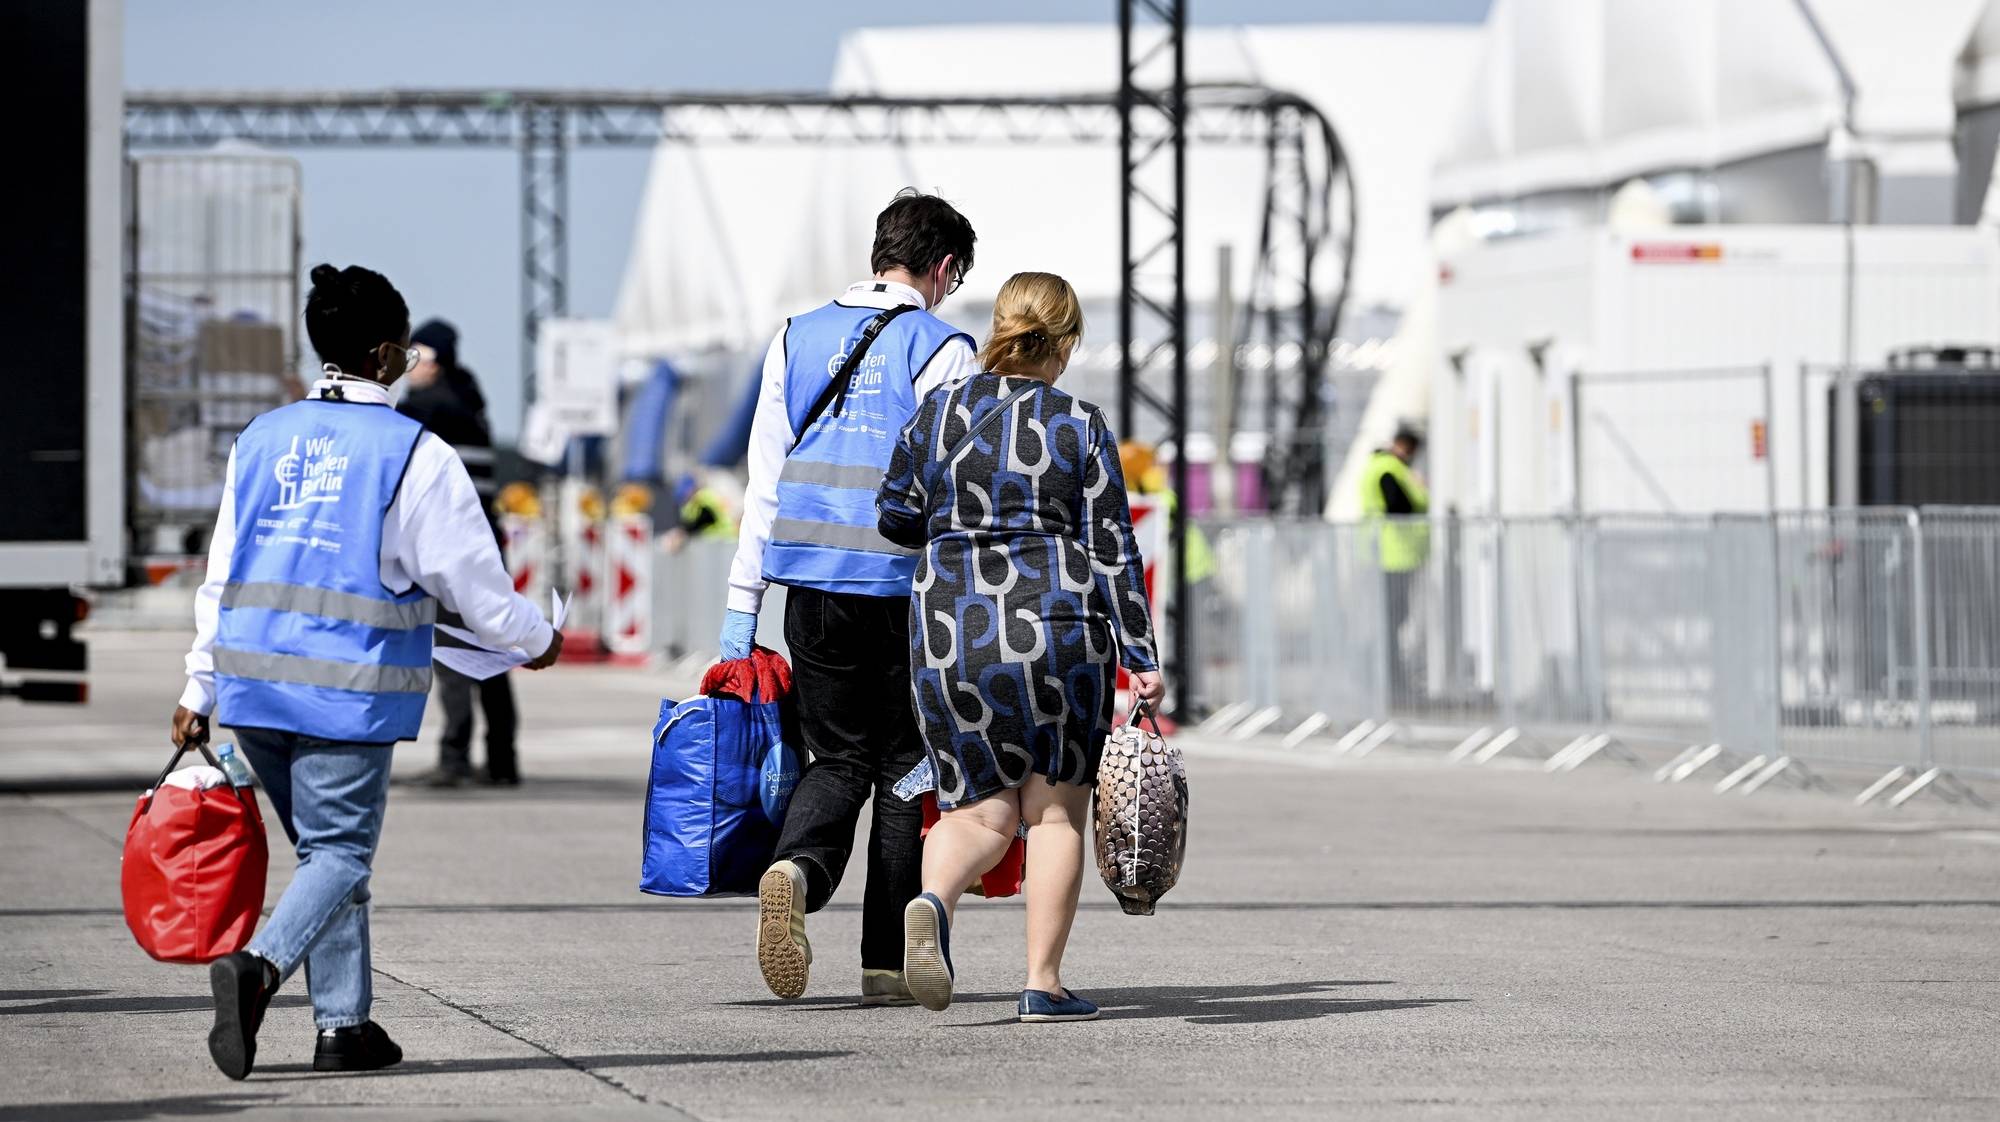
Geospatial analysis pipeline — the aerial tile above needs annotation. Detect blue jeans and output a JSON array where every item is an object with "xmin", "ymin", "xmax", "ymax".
[{"xmin": 233, "ymin": 728, "xmax": 394, "ymax": 1031}]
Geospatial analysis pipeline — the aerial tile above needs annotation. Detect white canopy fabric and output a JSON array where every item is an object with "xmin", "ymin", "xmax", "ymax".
[
  {"xmin": 616, "ymin": 23, "xmax": 1479, "ymax": 357},
  {"xmin": 1958, "ymin": 0, "xmax": 2000, "ymax": 107},
  {"xmin": 1433, "ymin": 0, "xmax": 1990, "ymax": 207}
]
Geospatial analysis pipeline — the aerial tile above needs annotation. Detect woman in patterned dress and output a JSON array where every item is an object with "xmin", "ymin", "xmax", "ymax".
[{"xmin": 876, "ymin": 271, "xmax": 1164, "ymax": 1022}]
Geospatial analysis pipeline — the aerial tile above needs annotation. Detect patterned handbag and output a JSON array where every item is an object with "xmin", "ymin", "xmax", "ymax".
[{"xmin": 1092, "ymin": 701, "xmax": 1188, "ymax": 916}]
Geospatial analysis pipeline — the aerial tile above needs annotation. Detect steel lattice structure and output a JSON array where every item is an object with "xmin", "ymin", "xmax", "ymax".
[
  {"xmin": 126, "ymin": 78, "xmax": 1353, "ymax": 704},
  {"xmin": 1119, "ymin": 0, "xmax": 1194, "ymax": 703}
]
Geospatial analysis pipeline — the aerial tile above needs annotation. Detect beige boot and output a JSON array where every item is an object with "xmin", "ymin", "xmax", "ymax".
[
  {"xmin": 756, "ymin": 860, "xmax": 812, "ymax": 999},
  {"xmin": 860, "ymin": 969, "xmax": 916, "ymax": 1007}
]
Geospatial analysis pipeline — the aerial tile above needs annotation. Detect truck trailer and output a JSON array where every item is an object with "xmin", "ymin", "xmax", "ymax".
[{"xmin": 1, "ymin": 0, "xmax": 124, "ymax": 701}]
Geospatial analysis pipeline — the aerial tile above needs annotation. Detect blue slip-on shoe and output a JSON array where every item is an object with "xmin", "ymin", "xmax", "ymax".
[
  {"xmin": 901, "ymin": 892, "xmax": 954, "ymax": 1011},
  {"xmin": 1018, "ymin": 988, "xmax": 1101, "ymax": 1023}
]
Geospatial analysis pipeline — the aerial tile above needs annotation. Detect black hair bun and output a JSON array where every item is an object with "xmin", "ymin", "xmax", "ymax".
[{"xmin": 309, "ymin": 263, "xmax": 341, "ymax": 288}]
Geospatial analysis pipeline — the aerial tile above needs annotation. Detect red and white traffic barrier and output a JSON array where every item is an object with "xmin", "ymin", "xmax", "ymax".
[
  {"xmin": 603, "ymin": 512, "xmax": 654, "ymax": 660},
  {"xmin": 500, "ymin": 514, "xmax": 550, "ymax": 605}
]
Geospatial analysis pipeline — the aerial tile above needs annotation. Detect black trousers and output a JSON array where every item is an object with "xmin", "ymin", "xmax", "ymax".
[
  {"xmin": 774, "ymin": 586, "xmax": 927, "ymax": 971},
  {"xmin": 1384, "ymin": 569, "xmax": 1422, "ymax": 706},
  {"xmin": 435, "ymin": 663, "xmax": 519, "ymax": 781}
]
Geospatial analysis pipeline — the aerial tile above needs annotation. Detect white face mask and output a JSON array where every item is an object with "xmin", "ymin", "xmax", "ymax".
[{"xmin": 320, "ymin": 343, "xmax": 416, "ymax": 383}]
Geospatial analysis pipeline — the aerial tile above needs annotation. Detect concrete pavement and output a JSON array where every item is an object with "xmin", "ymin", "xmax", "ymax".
[{"xmin": 3, "ymin": 630, "xmax": 1999, "ymax": 1120}]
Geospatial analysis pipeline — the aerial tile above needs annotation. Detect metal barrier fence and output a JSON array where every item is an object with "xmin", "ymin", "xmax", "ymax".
[
  {"xmin": 1196, "ymin": 509, "xmax": 2000, "ymax": 797},
  {"xmin": 648, "ymin": 537, "xmax": 789, "ymax": 669}
]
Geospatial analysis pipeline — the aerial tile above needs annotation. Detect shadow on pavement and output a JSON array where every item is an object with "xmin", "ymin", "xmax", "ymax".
[
  {"xmin": 0, "ymin": 1093, "xmax": 282, "ymax": 1120},
  {"xmin": 0, "ymin": 991, "xmax": 310, "ymax": 1017},
  {"xmin": 729, "ymin": 980, "xmax": 1460, "ymax": 1026},
  {"xmin": 252, "ymin": 1048, "xmax": 854, "ymax": 1080},
  {"xmin": 390, "ymin": 776, "xmax": 646, "ymax": 800},
  {"xmin": 1, "ymin": 777, "xmax": 156, "ymax": 795}
]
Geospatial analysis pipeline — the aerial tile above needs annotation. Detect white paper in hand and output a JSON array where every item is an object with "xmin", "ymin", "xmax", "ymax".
[{"xmin": 433, "ymin": 589, "xmax": 570, "ymax": 681}]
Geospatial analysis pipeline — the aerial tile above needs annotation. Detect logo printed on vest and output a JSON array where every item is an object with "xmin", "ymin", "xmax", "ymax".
[
  {"xmin": 827, "ymin": 349, "xmax": 887, "ymax": 380},
  {"xmin": 272, "ymin": 435, "xmax": 349, "ymax": 512}
]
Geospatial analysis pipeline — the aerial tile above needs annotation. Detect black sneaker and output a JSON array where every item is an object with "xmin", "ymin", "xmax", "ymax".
[
  {"xmin": 313, "ymin": 1021, "xmax": 404, "ymax": 1073},
  {"xmin": 208, "ymin": 951, "xmax": 277, "ymax": 1081}
]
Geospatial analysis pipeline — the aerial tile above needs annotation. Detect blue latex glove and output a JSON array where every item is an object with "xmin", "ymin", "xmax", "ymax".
[{"xmin": 720, "ymin": 609, "xmax": 758, "ymax": 661}]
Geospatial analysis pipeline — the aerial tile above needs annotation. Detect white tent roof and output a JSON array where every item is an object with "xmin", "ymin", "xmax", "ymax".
[
  {"xmin": 1958, "ymin": 0, "xmax": 2000, "ymax": 107},
  {"xmin": 616, "ymin": 23, "xmax": 1479, "ymax": 356},
  {"xmin": 1433, "ymin": 0, "xmax": 1990, "ymax": 207}
]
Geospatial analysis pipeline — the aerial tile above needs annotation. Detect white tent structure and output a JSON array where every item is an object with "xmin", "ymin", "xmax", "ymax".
[
  {"xmin": 1396, "ymin": 0, "xmax": 2000, "ymax": 520},
  {"xmin": 1430, "ymin": 0, "xmax": 1992, "ymax": 226},
  {"xmin": 1956, "ymin": 1, "xmax": 2000, "ymax": 223},
  {"xmin": 616, "ymin": 23, "xmax": 1479, "ymax": 361}
]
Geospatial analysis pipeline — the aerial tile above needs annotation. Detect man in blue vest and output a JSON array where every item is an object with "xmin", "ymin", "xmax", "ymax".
[
  {"xmin": 169, "ymin": 264, "xmax": 562, "ymax": 1080},
  {"xmin": 722, "ymin": 190, "xmax": 979, "ymax": 1004}
]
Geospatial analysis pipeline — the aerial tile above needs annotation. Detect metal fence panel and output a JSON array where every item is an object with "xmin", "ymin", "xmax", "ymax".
[
  {"xmin": 1576, "ymin": 366, "xmax": 1774, "ymax": 514},
  {"xmin": 1590, "ymin": 516, "xmax": 1716, "ymax": 744},
  {"xmin": 1773, "ymin": 510, "xmax": 1923, "ymax": 770},
  {"xmin": 1190, "ymin": 507, "xmax": 2000, "ymax": 781},
  {"xmin": 130, "ymin": 153, "xmax": 302, "ymax": 541},
  {"xmin": 1920, "ymin": 508, "xmax": 2000, "ymax": 777}
]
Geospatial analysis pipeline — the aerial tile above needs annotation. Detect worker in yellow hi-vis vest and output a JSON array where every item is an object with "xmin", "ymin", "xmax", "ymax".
[{"xmin": 1360, "ymin": 426, "xmax": 1428, "ymax": 704}]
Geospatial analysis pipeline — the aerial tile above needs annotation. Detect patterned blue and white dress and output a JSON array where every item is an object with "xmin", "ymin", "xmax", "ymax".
[{"xmin": 877, "ymin": 372, "xmax": 1158, "ymax": 809}]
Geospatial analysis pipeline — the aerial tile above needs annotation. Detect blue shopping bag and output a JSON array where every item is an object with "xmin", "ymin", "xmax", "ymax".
[{"xmin": 641, "ymin": 690, "xmax": 801, "ymax": 897}]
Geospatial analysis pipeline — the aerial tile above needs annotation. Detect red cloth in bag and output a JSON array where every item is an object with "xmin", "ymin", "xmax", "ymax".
[
  {"xmin": 121, "ymin": 742, "xmax": 268, "ymax": 964},
  {"xmin": 699, "ymin": 645, "xmax": 793, "ymax": 704},
  {"xmin": 920, "ymin": 793, "xmax": 1025, "ymax": 898}
]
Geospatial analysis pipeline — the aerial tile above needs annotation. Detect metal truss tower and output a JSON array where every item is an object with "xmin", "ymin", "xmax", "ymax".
[
  {"xmin": 1119, "ymin": 0, "xmax": 1193, "ymax": 705},
  {"xmin": 520, "ymin": 102, "xmax": 568, "ymax": 401}
]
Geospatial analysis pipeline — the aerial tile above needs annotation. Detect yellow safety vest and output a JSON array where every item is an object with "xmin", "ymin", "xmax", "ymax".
[
  {"xmin": 1361, "ymin": 451, "xmax": 1430, "ymax": 573},
  {"xmin": 681, "ymin": 490, "xmax": 738, "ymax": 540},
  {"xmin": 1160, "ymin": 489, "xmax": 1216, "ymax": 584}
]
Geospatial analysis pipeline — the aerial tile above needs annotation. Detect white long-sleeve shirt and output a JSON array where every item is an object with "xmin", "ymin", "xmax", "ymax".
[
  {"xmin": 726, "ymin": 279, "xmax": 981, "ymax": 615},
  {"xmin": 179, "ymin": 377, "xmax": 555, "ymax": 716}
]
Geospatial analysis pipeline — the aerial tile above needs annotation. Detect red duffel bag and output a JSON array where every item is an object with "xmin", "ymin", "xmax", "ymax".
[
  {"xmin": 920, "ymin": 793, "xmax": 1025, "ymax": 898},
  {"xmin": 121, "ymin": 740, "xmax": 268, "ymax": 964}
]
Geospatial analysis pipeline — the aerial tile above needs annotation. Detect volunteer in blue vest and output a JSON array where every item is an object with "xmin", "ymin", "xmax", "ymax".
[
  {"xmin": 169, "ymin": 263, "xmax": 563, "ymax": 1081},
  {"xmin": 723, "ymin": 189, "xmax": 979, "ymax": 1005}
]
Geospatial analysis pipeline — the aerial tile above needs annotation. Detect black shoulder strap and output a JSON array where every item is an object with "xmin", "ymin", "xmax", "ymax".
[
  {"xmin": 798, "ymin": 304, "xmax": 920, "ymax": 436},
  {"xmin": 938, "ymin": 380, "xmax": 1037, "ymax": 473}
]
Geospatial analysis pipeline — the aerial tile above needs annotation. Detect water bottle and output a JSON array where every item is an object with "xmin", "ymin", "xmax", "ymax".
[{"xmin": 214, "ymin": 742, "xmax": 255, "ymax": 788}]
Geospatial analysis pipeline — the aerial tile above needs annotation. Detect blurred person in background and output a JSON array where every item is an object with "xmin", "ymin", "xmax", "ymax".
[
  {"xmin": 396, "ymin": 318, "xmax": 520, "ymax": 788},
  {"xmin": 662, "ymin": 471, "xmax": 738, "ymax": 553},
  {"xmin": 877, "ymin": 271, "xmax": 1164, "ymax": 1023},
  {"xmin": 1119, "ymin": 440, "xmax": 1216, "ymax": 586},
  {"xmin": 723, "ymin": 189, "xmax": 980, "ymax": 1006},
  {"xmin": 171, "ymin": 264, "xmax": 562, "ymax": 1081},
  {"xmin": 1362, "ymin": 424, "xmax": 1429, "ymax": 702}
]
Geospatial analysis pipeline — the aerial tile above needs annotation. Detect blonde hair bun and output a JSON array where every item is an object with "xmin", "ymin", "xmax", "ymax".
[{"xmin": 978, "ymin": 272, "xmax": 1084, "ymax": 375}]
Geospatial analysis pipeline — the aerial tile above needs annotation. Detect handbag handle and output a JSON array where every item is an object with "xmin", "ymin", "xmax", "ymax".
[
  {"xmin": 151, "ymin": 738, "xmax": 223, "ymax": 792},
  {"xmin": 1124, "ymin": 697, "xmax": 1166, "ymax": 738},
  {"xmin": 143, "ymin": 736, "xmax": 257, "ymax": 813}
]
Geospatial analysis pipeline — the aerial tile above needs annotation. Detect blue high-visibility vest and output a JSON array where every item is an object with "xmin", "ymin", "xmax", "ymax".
[
  {"xmin": 764, "ymin": 300, "xmax": 972, "ymax": 598},
  {"xmin": 214, "ymin": 397, "xmax": 436, "ymax": 744}
]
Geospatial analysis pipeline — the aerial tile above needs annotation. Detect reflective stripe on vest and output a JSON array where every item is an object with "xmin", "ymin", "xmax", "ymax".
[
  {"xmin": 767, "ymin": 516, "xmax": 917, "ymax": 556},
  {"xmin": 764, "ymin": 300, "xmax": 972, "ymax": 598},
  {"xmin": 214, "ymin": 647, "xmax": 431, "ymax": 694},
  {"xmin": 776, "ymin": 460, "xmax": 897, "ymax": 490},
  {"xmin": 221, "ymin": 580, "xmax": 438, "ymax": 629}
]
